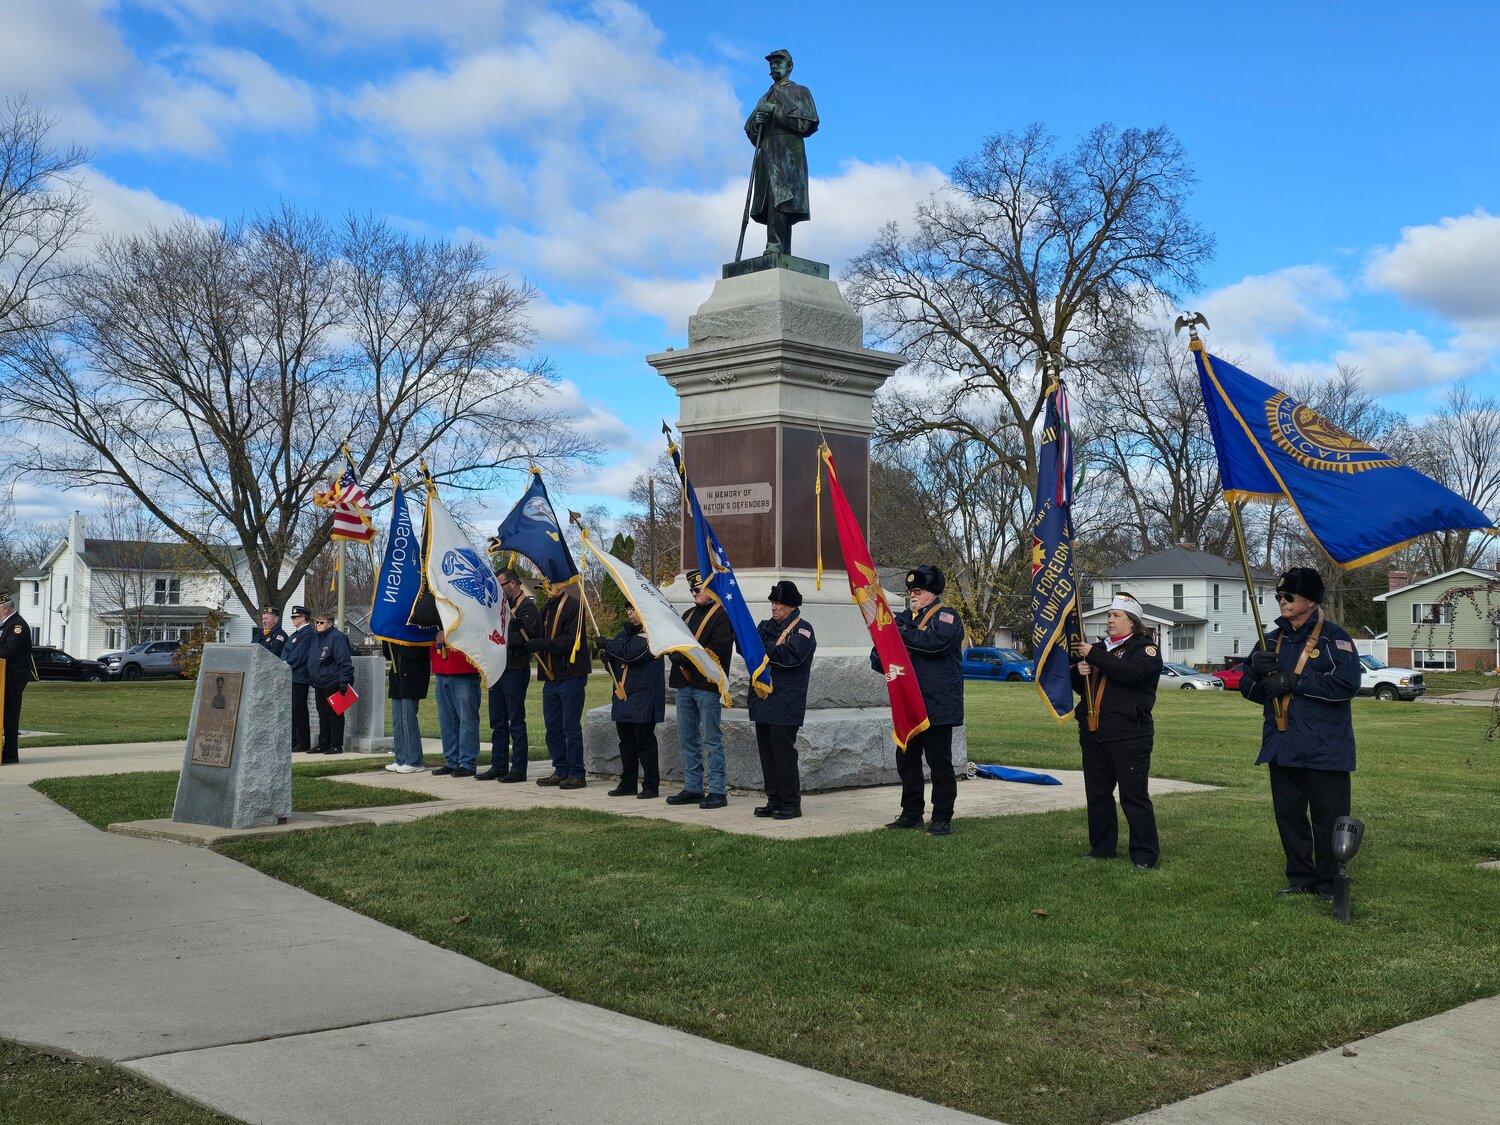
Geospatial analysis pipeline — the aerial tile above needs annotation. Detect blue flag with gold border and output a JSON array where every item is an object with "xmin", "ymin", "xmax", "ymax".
[
  {"xmin": 370, "ymin": 478, "xmax": 438, "ymax": 647},
  {"xmin": 492, "ymin": 470, "xmax": 580, "ymax": 588},
  {"xmin": 1193, "ymin": 341, "xmax": 1497, "ymax": 568},
  {"xmin": 1028, "ymin": 382, "xmax": 1084, "ymax": 723}
]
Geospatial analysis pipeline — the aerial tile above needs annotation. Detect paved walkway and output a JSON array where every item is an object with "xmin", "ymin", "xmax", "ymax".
[{"xmin": 1418, "ymin": 687, "xmax": 1500, "ymax": 708}]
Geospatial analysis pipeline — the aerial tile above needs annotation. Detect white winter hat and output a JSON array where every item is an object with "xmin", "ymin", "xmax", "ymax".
[{"xmin": 1108, "ymin": 593, "xmax": 1144, "ymax": 621}]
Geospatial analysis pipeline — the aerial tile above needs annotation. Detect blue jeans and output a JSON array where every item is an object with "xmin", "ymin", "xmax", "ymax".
[
  {"xmin": 435, "ymin": 673, "xmax": 481, "ymax": 770},
  {"xmin": 391, "ymin": 697, "xmax": 424, "ymax": 766},
  {"xmin": 489, "ymin": 667, "xmax": 530, "ymax": 775},
  {"xmin": 677, "ymin": 685, "xmax": 725, "ymax": 795},
  {"xmin": 542, "ymin": 677, "xmax": 586, "ymax": 778}
]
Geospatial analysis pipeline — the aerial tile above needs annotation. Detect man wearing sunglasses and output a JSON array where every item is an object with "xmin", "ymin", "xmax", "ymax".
[{"xmin": 1240, "ymin": 567, "xmax": 1362, "ymax": 901}]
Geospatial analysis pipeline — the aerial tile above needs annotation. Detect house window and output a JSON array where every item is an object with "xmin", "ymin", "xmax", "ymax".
[
  {"xmin": 1111, "ymin": 583, "xmax": 1121, "ymax": 595},
  {"xmin": 1256, "ymin": 586, "xmax": 1264, "ymax": 606},
  {"xmin": 107, "ymin": 626, "xmax": 125, "ymax": 649},
  {"xmin": 1170, "ymin": 627, "xmax": 1193, "ymax": 650},
  {"xmin": 1173, "ymin": 583, "xmax": 1184, "ymax": 610},
  {"xmin": 1233, "ymin": 638, "xmax": 1241, "ymax": 655},
  {"xmin": 30, "ymin": 627, "xmax": 40, "ymax": 645},
  {"xmin": 1242, "ymin": 590, "xmax": 1247, "ymax": 613},
  {"xmin": 1411, "ymin": 603, "xmax": 1454, "ymax": 625},
  {"xmin": 1213, "ymin": 583, "xmax": 1220, "ymax": 611},
  {"xmin": 32, "ymin": 583, "xmax": 39, "ymax": 606},
  {"xmin": 154, "ymin": 578, "xmax": 182, "ymax": 606},
  {"xmin": 1410, "ymin": 649, "xmax": 1456, "ymax": 671},
  {"xmin": 63, "ymin": 575, "xmax": 69, "ymax": 599},
  {"xmin": 1212, "ymin": 623, "xmax": 1220, "ymax": 634}
]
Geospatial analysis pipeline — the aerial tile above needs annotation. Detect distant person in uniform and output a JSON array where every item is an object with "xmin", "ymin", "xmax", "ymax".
[
  {"xmin": 749, "ymin": 581, "xmax": 816, "ymax": 820},
  {"xmin": 310, "ymin": 612, "xmax": 354, "ymax": 755},
  {"xmin": 1241, "ymin": 567, "xmax": 1361, "ymax": 899},
  {"xmin": 0, "ymin": 591, "xmax": 36, "ymax": 765},
  {"xmin": 873, "ymin": 566, "xmax": 965, "ymax": 836},
  {"xmin": 477, "ymin": 568, "xmax": 540, "ymax": 782},
  {"xmin": 596, "ymin": 606, "xmax": 665, "ymax": 799},
  {"xmin": 251, "ymin": 606, "xmax": 289, "ymax": 657},
  {"xmin": 666, "ymin": 570, "xmax": 735, "ymax": 810},
  {"xmin": 1070, "ymin": 593, "xmax": 1164, "ymax": 868},
  {"xmin": 281, "ymin": 606, "xmax": 315, "ymax": 754},
  {"xmin": 527, "ymin": 582, "xmax": 591, "ymax": 790}
]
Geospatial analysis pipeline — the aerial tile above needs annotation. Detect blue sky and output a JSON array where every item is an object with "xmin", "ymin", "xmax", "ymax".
[{"xmin": 8, "ymin": 0, "xmax": 1499, "ymax": 526}]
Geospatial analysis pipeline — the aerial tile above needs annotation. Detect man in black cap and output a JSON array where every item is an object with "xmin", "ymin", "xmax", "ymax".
[
  {"xmin": 0, "ymin": 590, "xmax": 36, "ymax": 765},
  {"xmin": 280, "ymin": 605, "xmax": 315, "ymax": 754},
  {"xmin": 251, "ymin": 606, "xmax": 289, "ymax": 657},
  {"xmin": 748, "ymin": 580, "xmax": 816, "ymax": 819},
  {"xmin": 745, "ymin": 49, "xmax": 819, "ymax": 255},
  {"xmin": 873, "ymin": 566, "xmax": 966, "ymax": 835},
  {"xmin": 665, "ymin": 569, "xmax": 736, "ymax": 809},
  {"xmin": 1240, "ymin": 567, "xmax": 1362, "ymax": 899}
]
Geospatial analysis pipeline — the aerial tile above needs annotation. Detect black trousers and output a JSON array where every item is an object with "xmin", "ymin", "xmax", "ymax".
[
  {"xmin": 615, "ymin": 721, "xmax": 659, "ymax": 791},
  {"xmin": 898, "ymin": 724, "xmax": 957, "ymax": 823},
  {"xmin": 1080, "ymin": 734, "xmax": 1160, "ymax": 865},
  {"xmin": 755, "ymin": 723, "xmax": 801, "ymax": 812},
  {"xmin": 2, "ymin": 677, "xmax": 26, "ymax": 764},
  {"xmin": 291, "ymin": 681, "xmax": 311, "ymax": 753},
  {"xmin": 314, "ymin": 684, "xmax": 345, "ymax": 751},
  {"xmin": 488, "ymin": 667, "xmax": 530, "ymax": 774},
  {"xmin": 1268, "ymin": 763, "xmax": 1351, "ymax": 894}
]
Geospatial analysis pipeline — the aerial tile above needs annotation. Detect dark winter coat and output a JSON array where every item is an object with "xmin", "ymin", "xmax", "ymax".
[
  {"xmin": 310, "ymin": 627, "xmax": 354, "ymax": 691},
  {"xmin": 281, "ymin": 624, "xmax": 315, "ymax": 685},
  {"xmin": 1068, "ymin": 632, "xmax": 1163, "ymax": 742},
  {"xmin": 385, "ymin": 641, "xmax": 431, "ymax": 701},
  {"xmin": 506, "ymin": 592, "xmax": 541, "ymax": 675},
  {"xmin": 669, "ymin": 600, "xmax": 735, "ymax": 691},
  {"xmin": 533, "ymin": 588, "xmax": 591, "ymax": 683},
  {"xmin": 748, "ymin": 611, "xmax": 816, "ymax": 727},
  {"xmin": 871, "ymin": 599, "xmax": 966, "ymax": 727},
  {"xmin": 1241, "ymin": 611, "xmax": 1360, "ymax": 771},
  {"xmin": 598, "ymin": 623, "xmax": 666, "ymax": 725}
]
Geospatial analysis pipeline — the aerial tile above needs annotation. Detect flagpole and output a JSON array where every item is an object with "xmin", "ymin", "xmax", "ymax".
[
  {"xmin": 337, "ymin": 540, "xmax": 346, "ymax": 631},
  {"xmin": 570, "ymin": 514, "xmax": 623, "ymax": 698},
  {"xmin": 1178, "ymin": 312, "xmax": 1285, "ymax": 731}
]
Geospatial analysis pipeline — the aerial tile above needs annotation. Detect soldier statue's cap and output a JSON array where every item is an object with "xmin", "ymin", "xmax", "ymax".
[
  {"xmin": 768, "ymin": 580, "xmax": 802, "ymax": 607},
  {"xmin": 290, "ymin": 605, "xmax": 310, "ymax": 617},
  {"xmin": 686, "ymin": 569, "xmax": 705, "ymax": 593},
  {"xmin": 1276, "ymin": 567, "xmax": 1325, "ymax": 604},
  {"xmin": 905, "ymin": 565, "xmax": 945, "ymax": 595},
  {"xmin": 765, "ymin": 48, "xmax": 792, "ymax": 63}
]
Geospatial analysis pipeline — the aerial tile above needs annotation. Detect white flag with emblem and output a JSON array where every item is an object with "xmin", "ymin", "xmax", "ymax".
[
  {"xmin": 423, "ymin": 489, "xmax": 509, "ymax": 687},
  {"xmin": 581, "ymin": 537, "xmax": 730, "ymax": 705}
]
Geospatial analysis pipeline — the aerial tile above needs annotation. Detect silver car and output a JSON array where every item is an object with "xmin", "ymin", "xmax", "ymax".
[
  {"xmin": 1159, "ymin": 662, "xmax": 1225, "ymax": 690},
  {"xmin": 100, "ymin": 639, "xmax": 184, "ymax": 680}
]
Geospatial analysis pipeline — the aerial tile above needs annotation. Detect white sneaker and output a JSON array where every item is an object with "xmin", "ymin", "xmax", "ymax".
[
  {"xmin": 393, "ymin": 764, "xmax": 423, "ymax": 774},
  {"xmin": 384, "ymin": 763, "xmax": 401, "ymax": 772}
]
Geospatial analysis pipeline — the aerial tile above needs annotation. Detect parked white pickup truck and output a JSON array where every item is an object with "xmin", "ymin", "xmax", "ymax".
[{"xmin": 1358, "ymin": 654, "xmax": 1425, "ymax": 701}]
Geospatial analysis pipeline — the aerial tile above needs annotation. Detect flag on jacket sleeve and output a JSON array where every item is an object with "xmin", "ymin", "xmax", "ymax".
[
  {"xmin": 1028, "ymin": 380, "xmax": 1084, "ymax": 723},
  {"xmin": 666, "ymin": 439, "xmax": 771, "ymax": 699},
  {"xmin": 492, "ymin": 469, "xmax": 580, "ymax": 588},
  {"xmin": 817, "ymin": 444, "xmax": 929, "ymax": 749},
  {"xmin": 1193, "ymin": 341, "xmax": 1497, "ymax": 568},
  {"xmin": 370, "ymin": 477, "xmax": 438, "ymax": 647},
  {"xmin": 581, "ymin": 532, "xmax": 730, "ymax": 705},
  {"xmin": 423, "ymin": 486, "xmax": 509, "ymax": 687}
]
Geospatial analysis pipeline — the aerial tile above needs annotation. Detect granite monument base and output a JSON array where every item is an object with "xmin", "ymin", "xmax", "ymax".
[
  {"xmin": 172, "ymin": 644, "xmax": 292, "ymax": 830},
  {"xmin": 347, "ymin": 654, "xmax": 393, "ymax": 753}
]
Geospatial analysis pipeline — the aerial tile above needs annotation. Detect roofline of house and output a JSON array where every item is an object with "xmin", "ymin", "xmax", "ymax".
[{"xmin": 1373, "ymin": 567, "xmax": 1500, "ymax": 602}]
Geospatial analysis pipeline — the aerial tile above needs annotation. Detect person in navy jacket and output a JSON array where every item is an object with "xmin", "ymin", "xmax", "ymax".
[
  {"xmin": 1241, "ymin": 567, "xmax": 1362, "ymax": 899},
  {"xmin": 309, "ymin": 611, "xmax": 354, "ymax": 755},
  {"xmin": 596, "ymin": 607, "xmax": 666, "ymax": 798},
  {"xmin": 748, "ymin": 581, "xmax": 816, "ymax": 820},
  {"xmin": 872, "ymin": 565, "xmax": 966, "ymax": 836},
  {"xmin": 280, "ymin": 606, "xmax": 315, "ymax": 754}
]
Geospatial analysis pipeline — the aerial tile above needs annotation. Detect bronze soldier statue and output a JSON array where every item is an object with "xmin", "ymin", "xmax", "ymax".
[{"xmin": 744, "ymin": 49, "xmax": 819, "ymax": 256}]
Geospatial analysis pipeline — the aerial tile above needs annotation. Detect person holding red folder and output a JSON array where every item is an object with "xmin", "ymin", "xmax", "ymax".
[{"xmin": 310, "ymin": 612, "xmax": 354, "ymax": 755}]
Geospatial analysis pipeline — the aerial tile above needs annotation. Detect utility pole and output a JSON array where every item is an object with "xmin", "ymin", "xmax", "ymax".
[{"xmin": 648, "ymin": 477, "xmax": 657, "ymax": 584}]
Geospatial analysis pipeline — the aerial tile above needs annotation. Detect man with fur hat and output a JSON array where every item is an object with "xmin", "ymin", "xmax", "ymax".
[
  {"xmin": 0, "ymin": 590, "xmax": 35, "ymax": 765},
  {"xmin": 1070, "ymin": 592, "xmax": 1163, "ymax": 866},
  {"xmin": 1240, "ymin": 566, "xmax": 1362, "ymax": 899},
  {"xmin": 665, "ymin": 569, "xmax": 737, "ymax": 809},
  {"xmin": 873, "ymin": 565, "xmax": 966, "ymax": 836},
  {"xmin": 748, "ymin": 580, "xmax": 816, "ymax": 819}
]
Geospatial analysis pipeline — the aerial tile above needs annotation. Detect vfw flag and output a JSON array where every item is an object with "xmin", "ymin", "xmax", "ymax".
[
  {"xmin": 1028, "ymin": 380, "xmax": 1084, "ymax": 724},
  {"xmin": 423, "ymin": 489, "xmax": 509, "ymax": 686},
  {"xmin": 581, "ymin": 536, "xmax": 731, "ymax": 705}
]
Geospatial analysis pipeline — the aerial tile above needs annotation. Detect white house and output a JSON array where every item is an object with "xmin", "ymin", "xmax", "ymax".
[
  {"xmin": 1083, "ymin": 545, "xmax": 1276, "ymax": 668},
  {"xmin": 14, "ymin": 512, "xmax": 305, "ymax": 658}
]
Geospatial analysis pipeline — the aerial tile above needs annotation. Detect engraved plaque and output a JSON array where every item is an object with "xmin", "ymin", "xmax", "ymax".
[
  {"xmin": 700, "ymin": 482, "xmax": 773, "ymax": 516},
  {"xmin": 191, "ymin": 671, "xmax": 244, "ymax": 768}
]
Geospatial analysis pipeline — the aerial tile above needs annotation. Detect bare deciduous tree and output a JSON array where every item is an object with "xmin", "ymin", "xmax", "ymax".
[
  {"xmin": 619, "ymin": 452, "xmax": 683, "ymax": 584},
  {"xmin": 1407, "ymin": 382, "xmax": 1500, "ymax": 573}
]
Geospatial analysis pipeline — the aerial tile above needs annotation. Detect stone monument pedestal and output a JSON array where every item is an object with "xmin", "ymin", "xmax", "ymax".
[
  {"xmin": 581, "ymin": 260, "xmax": 968, "ymax": 793},
  {"xmin": 347, "ymin": 654, "xmax": 393, "ymax": 753}
]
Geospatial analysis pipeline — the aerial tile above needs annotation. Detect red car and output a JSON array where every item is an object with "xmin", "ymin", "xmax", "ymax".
[{"xmin": 1213, "ymin": 662, "xmax": 1247, "ymax": 690}]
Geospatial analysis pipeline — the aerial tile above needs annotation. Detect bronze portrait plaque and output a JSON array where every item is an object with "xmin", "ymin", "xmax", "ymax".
[{"xmin": 191, "ymin": 670, "xmax": 244, "ymax": 768}]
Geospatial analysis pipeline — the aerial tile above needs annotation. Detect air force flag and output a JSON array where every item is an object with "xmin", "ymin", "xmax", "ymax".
[{"xmin": 424, "ymin": 488, "xmax": 509, "ymax": 687}]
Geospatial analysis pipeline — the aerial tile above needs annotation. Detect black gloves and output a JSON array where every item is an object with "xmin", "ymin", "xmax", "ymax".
[
  {"xmin": 1250, "ymin": 649, "xmax": 1279, "ymax": 676},
  {"xmin": 1261, "ymin": 671, "xmax": 1298, "ymax": 697}
]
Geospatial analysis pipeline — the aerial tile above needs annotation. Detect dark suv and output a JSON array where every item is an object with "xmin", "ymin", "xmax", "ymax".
[
  {"xmin": 32, "ymin": 647, "xmax": 109, "ymax": 682},
  {"xmin": 100, "ymin": 639, "xmax": 184, "ymax": 680}
]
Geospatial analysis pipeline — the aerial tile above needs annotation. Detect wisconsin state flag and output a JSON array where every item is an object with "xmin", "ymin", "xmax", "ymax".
[{"xmin": 819, "ymin": 445, "xmax": 929, "ymax": 749}]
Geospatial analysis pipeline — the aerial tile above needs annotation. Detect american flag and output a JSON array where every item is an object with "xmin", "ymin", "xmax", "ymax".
[{"xmin": 314, "ymin": 461, "xmax": 376, "ymax": 542}]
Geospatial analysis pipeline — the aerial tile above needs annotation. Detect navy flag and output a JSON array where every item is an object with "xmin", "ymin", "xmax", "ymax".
[
  {"xmin": 370, "ymin": 478, "xmax": 438, "ymax": 647},
  {"xmin": 1193, "ymin": 342, "xmax": 1497, "ymax": 568},
  {"xmin": 1028, "ymin": 381, "xmax": 1085, "ymax": 723},
  {"xmin": 668, "ymin": 440, "xmax": 772, "ymax": 699},
  {"xmin": 492, "ymin": 469, "xmax": 580, "ymax": 588}
]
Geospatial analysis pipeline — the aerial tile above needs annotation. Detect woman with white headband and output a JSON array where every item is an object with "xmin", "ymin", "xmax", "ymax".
[{"xmin": 1069, "ymin": 592, "xmax": 1164, "ymax": 868}]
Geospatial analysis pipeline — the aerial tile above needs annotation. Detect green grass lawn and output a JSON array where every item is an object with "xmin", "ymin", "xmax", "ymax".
[
  {"xmin": 0, "ymin": 1039, "xmax": 239, "ymax": 1124},
  {"xmin": 1423, "ymin": 670, "xmax": 1500, "ymax": 695},
  {"xmin": 20, "ymin": 681, "xmax": 196, "ymax": 746},
  {"xmin": 30, "ymin": 681, "xmax": 1500, "ymax": 1124},
  {"xmin": 33, "ymin": 757, "xmax": 434, "ymax": 830}
]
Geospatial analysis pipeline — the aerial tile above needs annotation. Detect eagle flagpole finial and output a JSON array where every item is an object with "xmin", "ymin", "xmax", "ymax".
[{"xmin": 1173, "ymin": 311, "xmax": 1210, "ymax": 341}]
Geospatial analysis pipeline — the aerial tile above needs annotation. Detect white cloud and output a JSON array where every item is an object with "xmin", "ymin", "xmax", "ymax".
[
  {"xmin": 1366, "ymin": 210, "xmax": 1500, "ymax": 331},
  {"xmin": 1333, "ymin": 330, "xmax": 1488, "ymax": 396},
  {"xmin": 1196, "ymin": 265, "xmax": 1348, "ymax": 342},
  {"xmin": 78, "ymin": 171, "xmax": 196, "ymax": 243}
]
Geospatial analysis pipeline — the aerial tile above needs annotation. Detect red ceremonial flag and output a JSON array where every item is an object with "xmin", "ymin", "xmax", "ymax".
[{"xmin": 817, "ymin": 445, "xmax": 930, "ymax": 750}]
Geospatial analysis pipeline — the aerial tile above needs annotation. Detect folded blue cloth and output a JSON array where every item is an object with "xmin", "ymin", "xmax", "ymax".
[{"xmin": 974, "ymin": 764, "xmax": 1062, "ymax": 785}]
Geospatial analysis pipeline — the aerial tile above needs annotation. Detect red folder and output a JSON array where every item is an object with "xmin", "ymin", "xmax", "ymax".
[{"xmin": 328, "ymin": 685, "xmax": 359, "ymax": 715}]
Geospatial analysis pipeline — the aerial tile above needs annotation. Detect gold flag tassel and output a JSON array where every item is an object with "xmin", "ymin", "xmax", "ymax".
[{"xmin": 815, "ymin": 443, "xmax": 825, "ymax": 591}]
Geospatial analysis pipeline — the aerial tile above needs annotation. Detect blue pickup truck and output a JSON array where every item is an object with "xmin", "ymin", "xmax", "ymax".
[{"xmin": 961, "ymin": 647, "xmax": 1035, "ymax": 682}]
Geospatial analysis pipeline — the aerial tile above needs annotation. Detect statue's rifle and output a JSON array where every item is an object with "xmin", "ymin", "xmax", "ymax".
[{"xmin": 734, "ymin": 86, "xmax": 776, "ymax": 263}]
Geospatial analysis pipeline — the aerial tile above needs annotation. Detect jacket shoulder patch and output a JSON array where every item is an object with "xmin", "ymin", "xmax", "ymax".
[
  {"xmin": 1335, "ymin": 639, "xmax": 1353, "ymax": 651},
  {"xmin": 1144, "ymin": 645, "xmax": 1157, "ymax": 656},
  {"xmin": 798, "ymin": 627, "xmax": 812, "ymax": 638},
  {"xmin": 938, "ymin": 611, "xmax": 954, "ymax": 624}
]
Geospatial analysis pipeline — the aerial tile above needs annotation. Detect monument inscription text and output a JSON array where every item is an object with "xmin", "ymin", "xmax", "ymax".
[{"xmin": 700, "ymin": 482, "xmax": 773, "ymax": 516}]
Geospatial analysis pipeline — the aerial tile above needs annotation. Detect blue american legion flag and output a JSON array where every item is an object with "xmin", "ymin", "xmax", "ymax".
[
  {"xmin": 1193, "ymin": 342, "xmax": 1497, "ymax": 568},
  {"xmin": 668, "ymin": 440, "xmax": 771, "ymax": 699},
  {"xmin": 1028, "ymin": 381, "xmax": 1085, "ymax": 723},
  {"xmin": 369, "ymin": 478, "xmax": 438, "ymax": 647}
]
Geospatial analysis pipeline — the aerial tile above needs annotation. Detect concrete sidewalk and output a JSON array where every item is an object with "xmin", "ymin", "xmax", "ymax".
[{"xmin": 1, "ymin": 774, "xmax": 992, "ymax": 1125}]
